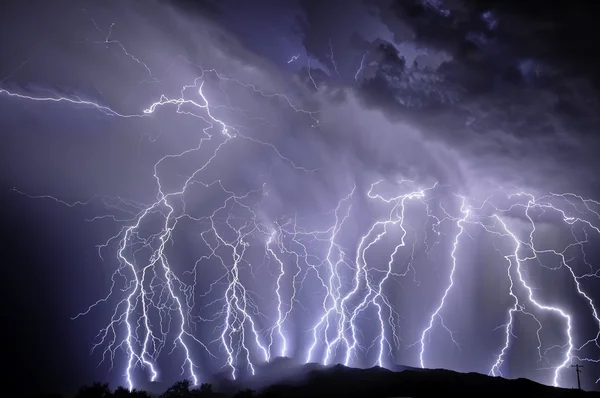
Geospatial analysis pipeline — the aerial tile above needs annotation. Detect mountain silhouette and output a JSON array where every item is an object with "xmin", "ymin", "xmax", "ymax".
[
  {"xmin": 204, "ymin": 358, "xmax": 598, "ymax": 397},
  {"xmin": 33, "ymin": 360, "xmax": 599, "ymax": 397},
  {"xmin": 255, "ymin": 361, "xmax": 597, "ymax": 397}
]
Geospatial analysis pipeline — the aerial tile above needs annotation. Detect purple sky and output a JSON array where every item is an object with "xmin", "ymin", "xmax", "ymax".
[{"xmin": 1, "ymin": 0, "xmax": 600, "ymax": 394}]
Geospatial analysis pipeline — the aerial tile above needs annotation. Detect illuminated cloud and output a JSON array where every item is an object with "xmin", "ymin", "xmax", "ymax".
[{"xmin": 1, "ymin": 0, "xmax": 599, "ymax": 393}]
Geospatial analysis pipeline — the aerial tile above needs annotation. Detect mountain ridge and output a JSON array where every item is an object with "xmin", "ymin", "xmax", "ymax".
[{"xmin": 194, "ymin": 357, "xmax": 598, "ymax": 397}]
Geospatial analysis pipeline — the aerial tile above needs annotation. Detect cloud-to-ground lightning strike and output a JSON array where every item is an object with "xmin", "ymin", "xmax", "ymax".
[
  {"xmin": 3, "ymin": 20, "xmax": 600, "ymax": 392},
  {"xmin": 418, "ymin": 195, "xmax": 466, "ymax": 368},
  {"xmin": 416, "ymin": 192, "xmax": 600, "ymax": 387},
  {"xmin": 483, "ymin": 193, "xmax": 600, "ymax": 386},
  {"xmin": 309, "ymin": 181, "xmax": 441, "ymax": 369}
]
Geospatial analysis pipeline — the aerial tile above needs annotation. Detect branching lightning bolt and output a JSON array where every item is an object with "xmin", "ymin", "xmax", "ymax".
[{"xmin": 3, "ymin": 18, "xmax": 600, "ymax": 392}]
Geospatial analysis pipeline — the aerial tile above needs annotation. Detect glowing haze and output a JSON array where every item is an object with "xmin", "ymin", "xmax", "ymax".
[{"xmin": 2, "ymin": 0, "xmax": 600, "ymax": 393}]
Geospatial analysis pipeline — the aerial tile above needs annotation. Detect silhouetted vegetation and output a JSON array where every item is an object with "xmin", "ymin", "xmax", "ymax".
[
  {"xmin": 30, "ymin": 365, "xmax": 600, "ymax": 397},
  {"xmin": 156, "ymin": 380, "xmax": 226, "ymax": 398}
]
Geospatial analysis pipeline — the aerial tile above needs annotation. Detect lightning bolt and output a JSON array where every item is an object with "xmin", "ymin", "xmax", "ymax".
[
  {"xmin": 328, "ymin": 39, "xmax": 342, "ymax": 79},
  {"xmin": 305, "ymin": 187, "xmax": 356, "ymax": 365},
  {"xmin": 417, "ymin": 191, "xmax": 600, "ymax": 387},
  {"xmin": 486, "ymin": 193, "xmax": 600, "ymax": 386},
  {"xmin": 418, "ymin": 195, "xmax": 467, "ymax": 368},
  {"xmin": 354, "ymin": 51, "xmax": 369, "ymax": 81},
  {"xmin": 3, "ymin": 16, "xmax": 600, "ymax": 392},
  {"xmin": 266, "ymin": 230, "xmax": 289, "ymax": 358},
  {"xmin": 91, "ymin": 20, "xmax": 159, "ymax": 84},
  {"xmin": 306, "ymin": 180, "xmax": 448, "ymax": 369},
  {"xmin": 2, "ymin": 23, "xmax": 321, "ymax": 389},
  {"xmin": 287, "ymin": 54, "xmax": 300, "ymax": 64},
  {"xmin": 306, "ymin": 54, "xmax": 320, "ymax": 91}
]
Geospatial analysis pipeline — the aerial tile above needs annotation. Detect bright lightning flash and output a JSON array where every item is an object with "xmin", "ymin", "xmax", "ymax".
[{"xmin": 3, "ymin": 21, "xmax": 600, "ymax": 391}]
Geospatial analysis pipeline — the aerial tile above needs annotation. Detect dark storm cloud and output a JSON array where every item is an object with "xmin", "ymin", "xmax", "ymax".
[
  {"xmin": 294, "ymin": 0, "xmax": 600, "ymax": 197},
  {"xmin": 3, "ymin": 0, "xmax": 600, "ymax": 393},
  {"xmin": 163, "ymin": 0, "xmax": 222, "ymax": 16}
]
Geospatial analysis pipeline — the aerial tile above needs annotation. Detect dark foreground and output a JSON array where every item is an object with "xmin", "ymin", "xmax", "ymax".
[{"xmin": 33, "ymin": 361, "xmax": 600, "ymax": 397}]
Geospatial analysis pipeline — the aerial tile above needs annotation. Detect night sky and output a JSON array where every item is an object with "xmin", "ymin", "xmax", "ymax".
[{"xmin": 2, "ymin": 0, "xmax": 600, "ymax": 395}]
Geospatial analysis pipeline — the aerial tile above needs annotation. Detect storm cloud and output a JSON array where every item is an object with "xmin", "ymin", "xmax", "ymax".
[{"xmin": 2, "ymin": 0, "xmax": 600, "ymax": 394}]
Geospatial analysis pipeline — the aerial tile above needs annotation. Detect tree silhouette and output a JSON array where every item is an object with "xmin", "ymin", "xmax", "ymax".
[
  {"xmin": 192, "ymin": 383, "xmax": 215, "ymax": 397},
  {"xmin": 160, "ymin": 380, "xmax": 192, "ymax": 398},
  {"xmin": 75, "ymin": 382, "xmax": 111, "ymax": 398},
  {"xmin": 231, "ymin": 388, "xmax": 255, "ymax": 398},
  {"xmin": 256, "ymin": 390, "xmax": 283, "ymax": 398},
  {"xmin": 27, "ymin": 368, "xmax": 600, "ymax": 398},
  {"xmin": 112, "ymin": 386, "xmax": 151, "ymax": 398}
]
